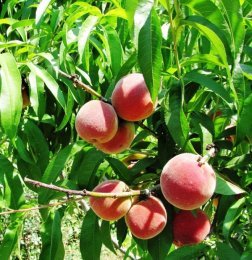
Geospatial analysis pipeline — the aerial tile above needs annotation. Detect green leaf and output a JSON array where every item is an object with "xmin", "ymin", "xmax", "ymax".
[
  {"xmin": 164, "ymin": 84, "xmax": 196, "ymax": 153},
  {"xmin": 106, "ymin": 157, "xmax": 135, "ymax": 184},
  {"xmin": 0, "ymin": 53, "xmax": 22, "ymax": 141},
  {"xmin": 80, "ymin": 210, "xmax": 102, "ymax": 260},
  {"xmin": 181, "ymin": 54, "xmax": 225, "ymax": 67},
  {"xmin": 222, "ymin": 197, "xmax": 246, "ymax": 240},
  {"xmin": 133, "ymin": 0, "xmax": 154, "ymax": 45},
  {"xmin": 40, "ymin": 210, "xmax": 65, "ymax": 260},
  {"xmin": 36, "ymin": 0, "xmax": 52, "ymax": 25},
  {"xmin": 28, "ymin": 72, "xmax": 46, "ymax": 120},
  {"xmin": 184, "ymin": 71, "xmax": 232, "ymax": 106},
  {"xmin": 181, "ymin": 16, "xmax": 228, "ymax": 66},
  {"xmin": 69, "ymin": 148, "xmax": 105, "ymax": 188},
  {"xmin": 215, "ymin": 174, "xmax": 246, "ymax": 195},
  {"xmin": 116, "ymin": 217, "xmax": 128, "ymax": 248},
  {"xmin": 100, "ymin": 221, "xmax": 117, "ymax": 254},
  {"xmin": 148, "ymin": 222, "xmax": 173, "ymax": 260},
  {"xmin": 103, "ymin": 26, "xmax": 123, "ymax": 76},
  {"xmin": 0, "ymin": 214, "xmax": 24, "ymax": 260},
  {"xmin": 23, "ymin": 119, "xmax": 49, "ymax": 173},
  {"xmin": 216, "ymin": 242, "xmax": 241, "ymax": 260},
  {"xmin": 220, "ymin": 0, "xmax": 245, "ymax": 63},
  {"xmin": 166, "ymin": 243, "xmax": 209, "ymax": 259},
  {"xmin": 27, "ymin": 62, "xmax": 66, "ymax": 111},
  {"xmin": 236, "ymin": 93, "xmax": 252, "ymax": 144},
  {"xmin": 0, "ymin": 155, "xmax": 25, "ymax": 209},
  {"xmin": 138, "ymin": 8, "xmax": 162, "ymax": 102},
  {"xmin": 240, "ymin": 64, "xmax": 252, "ymax": 80},
  {"xmin": 39, "ymin": 142, "xmax": 84, "ymax": 204},
  {"xmin": 78, "ymin": 15, "xmax": 99, "ymax": 62}
]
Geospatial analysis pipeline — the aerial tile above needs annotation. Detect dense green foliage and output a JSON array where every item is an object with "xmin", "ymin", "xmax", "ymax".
[{"xmin": 0, "ymin": 0, "xmax": 252, "ymax": 259}]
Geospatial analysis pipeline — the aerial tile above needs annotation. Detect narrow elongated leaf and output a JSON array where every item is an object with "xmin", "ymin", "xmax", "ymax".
[
  {"xmin": 216, "ymin": 242, "xmax": 241, "ymax": 260},
  {"xmin": 215, "ymin": 174, "xmax": 246, "ymax": 195},
  {"xmin": 164, "ymin": 85, "xmax": 196, "ymax": 153},
  {"xmin": 236, "ymin": 93, "xmax": 252, "ymax": 144},
  {"xmin": 148, "ymin": 222, "xmax": 173, "ymax": 260},
  {"xmin": 78, "ymin": 15, "xmax": 99, "ymax": 61},
  {"xmin": 40, "ymin": 210, "xmax": 65, "ymax": 260},
  {"xmin": 133, "ymin": 0, "xmax": 154, "ymax": 45},
  {"xmin": 166, "ymin": 244, "xmax": 209, "ymax": 259},
  {"xmin": 104, "ymin": 26, "xmax": 123, "ymax": 76},
  {"xmin": 100, "ymin": 221, "xmax": 116, "ymax": 254},
  {"xmin": 36, "ymin": 0, "xmax": 52, "ymax": 24},
  {"xmin": 223, "ymin": 197, "xmax": 246, "ymax": 240},
  {"xmin": 125, "ymin": 0, "xmax": 138, "ymax": 29},
  {"xmin": 181, "ymin": 16, "xmax": 228, "ymax": 66},
  {"xmin": 28, "ymin": 72, "xmax": 46, "ymax": 120},
  {"xmin": 80, "ymin": 210, "xmax": 102, "ymax": 260},
  {"xmin": 184, "ymin": 71, "xmax": 232, "ymax": 105},
  {"xmin": 0, "ymin": 53, "xmax": 22, "ymax": 141},
  {"xmin": 39, "ymin": 142, "xmax": 84, "ymax": 203},
  {"xmin": 138, "ymin": 9, "xmax": 162, "ymax": 102},
  {"xmin": 220, "ymin": 0, "xmax": 245, "ymax": 63},
  {"xmin": 23, "ymin": 119, "xmax": 49, "ymax": 173},
  {"xmin": 27, "ymin": 62, "xmax": 66, "ymax": 111},
  {"xmin": 0, "ymin": 214, "xmax": 24, "ymax": 260}
]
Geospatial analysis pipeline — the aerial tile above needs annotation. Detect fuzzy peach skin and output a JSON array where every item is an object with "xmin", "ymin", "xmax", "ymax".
[
  {"xmin": 95, "ymin": 121, "xmax": 135, "ymax": 154},
  {"xmin": 75, "ymin": 100, "xmax": 118, "ymax": 144},
  {"xmin": 89, "ymin": 180, "xmax": 132, "ymax": 221},
  {"xmin": 125, "ymin": 196, "xmax": 167, "ymax": 240},
  {"xmin": 111, "ymin": 73, "xmax": 156, "ymax": 121},
  {"xmin": 160, "ymin": 153, "xmax": 216, "ymax": 210},
  {"xmin": 173, "ymin": 209, "xmax": 211, "ymax": 247}
]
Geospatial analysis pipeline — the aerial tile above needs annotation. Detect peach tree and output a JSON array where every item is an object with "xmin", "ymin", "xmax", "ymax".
[{"xmin": 0, "ymin": 0, "xmax": 252, "ymax": 259}]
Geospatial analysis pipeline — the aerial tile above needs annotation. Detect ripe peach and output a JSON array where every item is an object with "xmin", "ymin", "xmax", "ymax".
[
  {"xmin": 173, "ymin": 209, "xmax": 211, "ymax": 247},
  {"xmin": 160, "ymin": 153, "xmax": 216, "ymax": 210},
  {"xmin": 89, "ymin": 180, "xmax": 132, "ymax": 221},
  {"xmin": 75, "ymin": 100, "xmax": 118, "ymax": 144},
  {"xmin": 95, "ymin": 121, "xmax": 135, "ymax": 154},
  {"xmin": 111, "ymin": 73, "xmax": 156, "ymax": 121},
  {"xmin": 125, "ymin": 196, "xmax": 167, "ymax": 240}
]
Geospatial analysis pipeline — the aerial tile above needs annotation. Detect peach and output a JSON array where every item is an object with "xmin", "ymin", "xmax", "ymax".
[
  {"xmin": 125, "ymin": 196, "xmax": 167, "ymax": 240},
  {"xmin": 111, "ymin": 73, "xmax": 156, "ymax": 121},
  {"xmin": 75, "ymin": 100, "xmax": 118, "ymax": 144},
  {"xmin": 160, "ymin": 153, "xmax": 216, "ymax": 210},
  {"xmin": 173, "ymin": 209, "xmax": 211, "ymax": 247},
  {"xmin": 95, "ymin": 121, "xmax": 135, "ymax": 154},
  {"xmin": 89, "ymin": 180, "xmax": 132, "ymax": 221}
]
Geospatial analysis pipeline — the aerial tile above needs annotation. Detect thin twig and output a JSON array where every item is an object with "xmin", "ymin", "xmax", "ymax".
[
  {"xmin": 197, "ymin": 144, "xmax": 218, "ymax": 166},
  {"xmin": 0, "ymin": 197, "xmax": 83, "ymax": 216},
  {"xmin": 24, "ymin": 177, "xmax": 148, "ymax": 198}
]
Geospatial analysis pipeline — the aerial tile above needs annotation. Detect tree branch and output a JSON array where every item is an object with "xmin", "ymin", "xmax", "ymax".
[{"xmin": 24, "ymin": 177, "xmax": 148, "ymax": 198}]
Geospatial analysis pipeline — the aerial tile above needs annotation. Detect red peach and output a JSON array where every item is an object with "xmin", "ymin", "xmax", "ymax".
[
  {"xmin": 75, "ymin": 100, "xmax": 118, "ymax": 144},
  {"xmin": 160, "ymin": 153, "xmax": 216, "ymax": 210},
  {"xmin": 89, "ymin": 180, "xmax": 132, "ymax": 221},
  {"xmin": 95, "ymin": 121, "xmax": 135, "ymax": 154},
  {"xmin": 173, "ymin": 209, "xmax": 211, "ymax": 246},
  {"xmin": 111, "ymin": 73, "xmax": 156, "ymax": 121},
  {"xmin": 125, "ymin": 196, "xmax": 167, "ymax": 240}
]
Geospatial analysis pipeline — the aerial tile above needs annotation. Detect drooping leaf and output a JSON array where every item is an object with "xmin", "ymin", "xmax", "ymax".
[
  {"xmin": 0, "ymin": 53, "xmax": 22, "ymax": 141},
  {"xmin": 80, "ymin": 210, "xmax": 102, "ymax": 260},
  {"xmin": 35, "ymin": 0, "xmax": 52, "ymax": 25},
  {"xmin": 215, "ymin": 174, "xmax": 246, "ymax": 195},
  {"xmin": 166, "ymin": 243, "xmax": 209, "ymax": 259},
  {"xmin": 236, "ymin": 93, "xmax": 252, "ymax": 144},
  {"xmin": 27, "ymin": 62, "xmax": 66, "ymax": 111},
  {"xmin": 164, "ymin": 84, "xmax": 196, "ymax": 153},
  {"xmin": 222, "ymin": 197, "xmax": 246, "ymax": 240},
  {"xmin": 100, "ymin": 221, "xmax": 116, "ymax": 254},
  {"xmin": 138, "ymin": 8, "xmax": 162, "ymax": 102},
  {"xmin": 216, "ymin": 242, "xmax": 241, "ymax": 260},
  {"xmin": 40, "ymin": 209, "xmax": 65, "ymax": 260}
]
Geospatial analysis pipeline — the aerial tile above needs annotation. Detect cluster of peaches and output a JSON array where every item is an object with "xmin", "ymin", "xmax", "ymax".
[
  {"xmin": 75, "ymin": 73, "xmax": 216, "ymax": 246},
  {"xmin": 75, "ymin": 73, "xmax": 156, "ymax": 154}
]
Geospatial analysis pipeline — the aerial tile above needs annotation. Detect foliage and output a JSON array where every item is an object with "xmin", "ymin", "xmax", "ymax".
[{"xmin": 0, "ymin": 0, "xmax": 252, "ymax": 259}]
